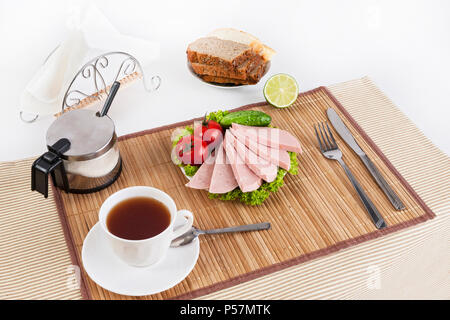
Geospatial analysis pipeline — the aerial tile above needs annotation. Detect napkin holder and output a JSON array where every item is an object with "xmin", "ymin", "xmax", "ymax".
[{"xmin": 20, "ymin": 51, "xmax": 161, "ymax": 122}]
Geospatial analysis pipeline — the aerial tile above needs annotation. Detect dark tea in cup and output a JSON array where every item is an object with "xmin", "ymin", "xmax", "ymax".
[
  {"xmin": 99, "ymin": 186, "xmax": 194, "ymax": 266},
  {"xmin": 106, "ymin": 197, "xmax": 171, "ymax": 240}
]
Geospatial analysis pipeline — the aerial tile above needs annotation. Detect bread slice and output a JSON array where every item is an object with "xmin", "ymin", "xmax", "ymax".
[
  {"xmin": 200, "ymin": 75, "xmax": 255, "ymax": 85},
  {"xmin": 187, "ymin": 37, "xmax": 257, "ymax": 69},
  {"xmin": 200, "ymin": 61, "xmax": 267, "ymax": 85},
  {"xmin": 190, "ymin": 54, "xmax": 263, "ymax": 80},
  {"xmin": 207, "ymin": 28, "xmax": 276, "ymax": 61}
]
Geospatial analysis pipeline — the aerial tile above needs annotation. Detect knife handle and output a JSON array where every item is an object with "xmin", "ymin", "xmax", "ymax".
[
  {"xmin": 360, "ymin": 155, "xmax": 405, "ymax": 211},
  {"xmin": 337, "ymin": 158, "xmax": 387, "ymax": 229}
]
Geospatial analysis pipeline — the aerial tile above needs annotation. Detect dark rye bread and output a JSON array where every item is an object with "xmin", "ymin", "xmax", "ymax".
[
  {"xmin": 187, "ymin": 37, "xmax": 257, "ymax": 70},
  {"xmin": 190, "ymin": 54, "xmax": 263, "ymax": 80},
  {"xmin": 200, "ymin": 61, "xmax": 268, "ymax": 85},
  {"xmin": 200, "ymin": 75, "xmax": 258, "ymax": 85}
]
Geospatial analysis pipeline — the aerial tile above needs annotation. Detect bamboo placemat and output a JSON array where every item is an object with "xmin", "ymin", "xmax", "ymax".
[{"xmin": 51, "ymin": 86, "xmax": 435, "ymax": 300}]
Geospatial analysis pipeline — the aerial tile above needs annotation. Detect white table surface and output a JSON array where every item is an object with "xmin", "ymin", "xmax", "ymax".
[{"xmin": 0, "ymin": 0, "xmax": 449, "ymax": 162}]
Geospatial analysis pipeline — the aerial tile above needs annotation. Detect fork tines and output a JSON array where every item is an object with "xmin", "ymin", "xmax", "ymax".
[{"xmin": 314, "ymin": 122, "xmax": 338, "ymax": 152}]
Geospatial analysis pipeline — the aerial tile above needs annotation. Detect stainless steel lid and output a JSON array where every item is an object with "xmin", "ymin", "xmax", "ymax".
[{"xmin": 46, "ymin": 109, "xmax": 116, "ymax": 161}]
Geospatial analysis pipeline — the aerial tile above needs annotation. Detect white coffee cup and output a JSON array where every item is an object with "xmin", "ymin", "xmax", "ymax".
[{"xmin": 98, "ymin": 186, "xmax": 194, "ymax": 267}]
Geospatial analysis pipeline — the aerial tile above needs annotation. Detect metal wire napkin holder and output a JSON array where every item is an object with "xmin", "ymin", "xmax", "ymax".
[{"xmin": 20, "ymin": 51, "xmax": 161, "ymax": 122}]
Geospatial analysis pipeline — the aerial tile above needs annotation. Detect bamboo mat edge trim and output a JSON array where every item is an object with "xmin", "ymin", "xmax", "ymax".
[
  {"xmin": 51, "ymin": 183, "xmax": 91, "ymax": 299},
  {"xmin": 51, "ymin": 86, "xmax": 435, "ymax": 300}
]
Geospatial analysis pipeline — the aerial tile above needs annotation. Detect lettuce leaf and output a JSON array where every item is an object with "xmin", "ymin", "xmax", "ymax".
[
  {"xmin": 288, "ymin": 151, "xmax": 299, "ymax": 175},
  {"xmin": 171, "ymin": 126, "xmax": 194, "ymax": 148},
  {"xmin": 206, "ymin": 110, "xmax": 229, "ymax": 123},
  {"xmin": 183, "ymin": 164, "xmax": 199, "ymax": 177}
]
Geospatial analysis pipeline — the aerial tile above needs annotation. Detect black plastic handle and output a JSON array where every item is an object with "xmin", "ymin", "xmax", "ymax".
[{"xmin": 31, "ymin": 138, "xmax": 71, "ymax": 198}]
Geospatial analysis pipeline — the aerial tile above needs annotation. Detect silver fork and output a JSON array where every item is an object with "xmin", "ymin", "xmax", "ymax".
[{"xmin": 314, "ymin": 122, "xmax": 387, "ymax": 229}]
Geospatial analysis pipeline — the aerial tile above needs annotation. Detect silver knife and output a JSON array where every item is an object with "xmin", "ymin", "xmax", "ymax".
[{"xmin": 327, "ymin": 108, "xmax": 405, "ymax": 210}]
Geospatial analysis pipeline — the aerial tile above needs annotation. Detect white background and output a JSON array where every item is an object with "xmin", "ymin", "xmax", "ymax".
[{"xmin": 0, "ymin": 0, "xmax": 449, "ymax": 161}]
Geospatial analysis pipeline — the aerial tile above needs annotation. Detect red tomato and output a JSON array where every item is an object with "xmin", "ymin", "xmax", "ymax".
[
  {"xmin": 175, "ymin": 135, "xmax": 209, "ymax": 165},
  {"xmin": 194, "ymin": 118, "xmax": 223, "ymax": 149}
]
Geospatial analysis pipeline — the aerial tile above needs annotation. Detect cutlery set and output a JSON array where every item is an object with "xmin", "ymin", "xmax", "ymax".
[{"xmin": 313, "ymin": 108, "xmax": 405, "ymax": 230}]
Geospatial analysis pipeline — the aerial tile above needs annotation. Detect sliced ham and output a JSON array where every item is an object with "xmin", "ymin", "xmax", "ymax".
[
  {"xmin": 185, "ymin": 151, "xmax": 217, "ymax": 190},
  {"xmin": 230, "ymin": 127, "xmax": 291, "ymax": 171},
  {"xmin": 208, "ymin": 142, "xmax": 239, "ymax": 194},
  {"xmin": 232, "ymin": 123, "xmax": 302, "ymax": 153},
  {"xmin": 232, "ymin": 131, "xmax": 277, "ymax": 183},
  {"xmin": 224, "ymin": 131, "xmax": 262, "ymax": 192}
]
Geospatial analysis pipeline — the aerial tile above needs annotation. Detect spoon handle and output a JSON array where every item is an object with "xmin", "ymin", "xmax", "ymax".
[
  {"xmin": 99, "ymin": 81, "xmax": 121, "ymax": 117},
  {"xmin": 201, "ymin": 222, "xmax": 270, "ymax": 235}
]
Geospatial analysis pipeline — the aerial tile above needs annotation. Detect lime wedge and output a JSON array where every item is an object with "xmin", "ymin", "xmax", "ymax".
[{"xmin": 263, "ymin": 74, "xmax": 299, "ymax": 108}]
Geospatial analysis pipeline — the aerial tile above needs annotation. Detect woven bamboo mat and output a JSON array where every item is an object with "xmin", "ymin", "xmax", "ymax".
[{"xmin": 51, "ymin": 86, "xmax": 434, "ymax": 300}]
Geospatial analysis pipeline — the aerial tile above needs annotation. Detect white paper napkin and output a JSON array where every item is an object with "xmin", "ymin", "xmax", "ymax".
[{"xmin": 19, "ymin": 4, "xmax": 160, "ymax": 118}]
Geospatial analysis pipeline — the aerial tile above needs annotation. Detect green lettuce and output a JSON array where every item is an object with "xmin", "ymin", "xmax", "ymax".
[
  {"xmin": 183, "ymin": 164, "xmax": 199, "ymax": 177},
  {"xmin": 288, "ymin": 151, "xmax": 299, "ymax": 175},
  {"xmin": 171, "ymin": 126, "xmax": 194, "ymax": 148},
  {"xmin": 206, "ymin": 110, "xmax": 229, "ymax": 123}
]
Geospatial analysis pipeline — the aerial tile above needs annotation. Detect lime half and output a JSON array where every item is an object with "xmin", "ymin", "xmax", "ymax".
[{"xmin": 263, "ymin": 74, "xmax": 299, "ymax": 108}]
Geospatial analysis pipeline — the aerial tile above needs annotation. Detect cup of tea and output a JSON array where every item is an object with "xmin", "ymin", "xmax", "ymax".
[{"xmin": 98, "ymin": 186, "xmax": 194, "ymax": 267}]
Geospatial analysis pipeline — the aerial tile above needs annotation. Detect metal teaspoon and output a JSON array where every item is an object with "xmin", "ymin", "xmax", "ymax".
[{"xmin": 170, "ymin": 222, "xmax": 271, "ymax": 247}]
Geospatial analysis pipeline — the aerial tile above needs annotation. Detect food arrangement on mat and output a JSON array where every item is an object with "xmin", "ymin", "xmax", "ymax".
[
  {"xmin": 187, "ymin": 28, "xmax": 275, "ymax": 85},
  {"xmin": 171, "ymin": 110, "xmax": 301, "ymax": 205}
]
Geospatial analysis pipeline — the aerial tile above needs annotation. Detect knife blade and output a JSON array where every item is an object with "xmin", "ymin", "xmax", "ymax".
[{"xmin": 327, "ymin": 108, "xmax": 405, "ymax": 210}]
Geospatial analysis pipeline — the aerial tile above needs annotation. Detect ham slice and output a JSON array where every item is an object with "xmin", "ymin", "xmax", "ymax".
[
  {"xmin": 185, "ymin": 151, "xmax": 217, "ymax": 190},
  {"xmin": 232, "ymin": 123, "xmax": 302, "ymax": 153},
  {"xmin": 232, "ymin": 131, "xmax": 277, "ymax": 183},
  {"xmin": 224, "ymin": 131, "xmax": 262, "ymax": 192},
  {"xmin": 208, "ymin": 143, "xmax": 239, "ymax": 194},
  {"xmin": 230, "ymin": 127, "xmax": 291, "ymax": 171}
]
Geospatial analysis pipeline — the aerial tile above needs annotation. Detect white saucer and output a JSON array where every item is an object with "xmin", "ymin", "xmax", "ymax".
[{"xmin": 81, "ymin": 217, "xmax": 200, "ymax": 296}]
